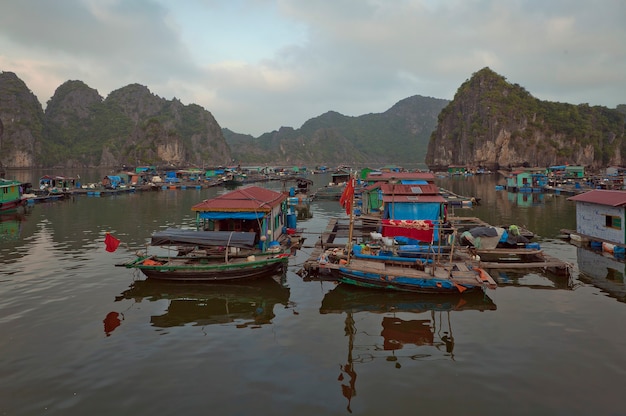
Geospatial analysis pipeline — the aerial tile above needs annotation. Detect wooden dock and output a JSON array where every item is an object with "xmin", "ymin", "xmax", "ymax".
[{"xmin": 300, "ymin": 216, "xmax": 573, "ymax": 278}]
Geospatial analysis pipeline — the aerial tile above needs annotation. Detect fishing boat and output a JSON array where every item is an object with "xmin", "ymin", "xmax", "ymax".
[
  {"xmin": 119, "ymin": 228, "xmax": 291, "ymax": 281},
  {"xmin": 318, "ymin": 176, "xmax": 497, "ymax": 294},
  {"xmin": 118, "ymin": 185, "xmax": 302, "ymax": 282},
  {"xmin": 0, "ymin": 178, "xmax": 26, "ymax": 212}
]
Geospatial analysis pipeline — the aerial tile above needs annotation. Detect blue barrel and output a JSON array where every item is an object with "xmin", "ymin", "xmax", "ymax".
[{"xmin": 287, "ymin": 213, "xmax": 297, "ymax": 229}]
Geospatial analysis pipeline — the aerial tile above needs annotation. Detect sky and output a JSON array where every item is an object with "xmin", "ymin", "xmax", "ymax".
[{"xmin": 1, "ymin": 0, "xmax": 624, "ymax": 137}]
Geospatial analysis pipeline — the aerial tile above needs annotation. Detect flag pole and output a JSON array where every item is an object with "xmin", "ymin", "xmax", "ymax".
[{"xmin": 346, "ymin": 174, "xmax": 355, "ymax": 264}]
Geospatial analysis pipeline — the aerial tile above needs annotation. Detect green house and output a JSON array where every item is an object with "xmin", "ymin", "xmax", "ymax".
[{"xmin": 565, "ymin": 166, "xmax": 585, "ymax": 178}]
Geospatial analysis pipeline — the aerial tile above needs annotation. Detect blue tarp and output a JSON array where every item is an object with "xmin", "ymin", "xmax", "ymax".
[
  {"xmin": 105, "ymin": 175, "xmax": 122, "ymax": 188},
  {"xmin": 198, "ymin": 212, "xmax": 263, "ymax": 220},
  {"xmin": 383, "ymin": 202, "xmax": 441, "ymax": 221}
]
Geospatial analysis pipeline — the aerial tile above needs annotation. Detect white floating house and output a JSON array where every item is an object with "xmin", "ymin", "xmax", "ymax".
[{"xmin": 568, "ymin": 190, "xmax": 626, "ymax": 249}]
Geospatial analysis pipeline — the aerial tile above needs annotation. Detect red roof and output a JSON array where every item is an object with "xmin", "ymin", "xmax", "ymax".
[
  {"xmin": 380, "ymin": 183, "xmax": 440, "ymax": 195},
  {"xmin": 382, "ymin": 195, "xmax": 445, "ymax": 203},
  {"xmin": 191, "ymin": 186, "xmax": 286, "ymax": 212},
  {"xmin": 568, "ymin": 190, "xmax": 626, "ymax": 207}
]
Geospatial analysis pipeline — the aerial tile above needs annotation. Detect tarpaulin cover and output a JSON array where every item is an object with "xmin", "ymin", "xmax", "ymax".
[
  {"xmin": 198, "ymin": 212, "xmax": 263, "ymax": 220},
  {"xmin": 150, "ymin": 228, "xmax": 256, "ymax": 249},
  {"xmin": 383, "ymin": 202, "xmax": 441, "ymax": 221},
  {"xmin": 382, "ymin": 219, "xmax": 434, "ymax": 243},
  {"xmin": 460, "ymin": 227, "xmax": 505, "ymax": 249}
]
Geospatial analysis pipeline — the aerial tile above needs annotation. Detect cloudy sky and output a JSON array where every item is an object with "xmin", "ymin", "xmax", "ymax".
[{"xmin": 1, "ymin": 0, "xmax": 624, "ymax": 136}]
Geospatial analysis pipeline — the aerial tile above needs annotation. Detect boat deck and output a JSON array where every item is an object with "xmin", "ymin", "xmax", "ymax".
[{"xmin": 300, "ymin": 216, "xmax": 572, "ymax": 278}]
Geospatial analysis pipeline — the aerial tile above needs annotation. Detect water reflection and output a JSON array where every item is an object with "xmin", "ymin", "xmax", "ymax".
[
  {"xmin": 320, "ymin": 284, "xmax": 496, "ymax": 412},
  {"xmin": 576, "ymin": 247, "xmax": 626, "ymax": 303},
  {"xmin": 113, "ymin": 275, "xmax": 291, "ymax": 331},
  {"xmin": 435, "ymin": 175, "xmax": 577, "ymax": 239},
  {"xmin": 506, "ymin": 191, "xmax": 545, "ymax": 207},
  {"xmin": 491, "ymin": 269, "xmax": 577, "ymax": 290},
  {"xmin": 0, "ymin": 211, "xmax": 28, "ymax": 242}
]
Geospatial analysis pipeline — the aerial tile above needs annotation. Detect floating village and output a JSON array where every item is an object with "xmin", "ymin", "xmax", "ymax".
[{"xmin": 2, "ymin": 163, "xmax": 626, "ymax": 297}]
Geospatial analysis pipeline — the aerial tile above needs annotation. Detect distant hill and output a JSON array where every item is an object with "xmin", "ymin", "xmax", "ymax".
[
  {"xmin": 223, "ymin": 95, "xmax": 449, "ymax": 166},
  {"xmin": 0, "ymin": 71, "xmax": 231, "ymax": 168},
  {"xmin": 1, "ymin": 68, "xmax": 624, "ymax": 169},
  {"xmin": 426, "ymin": 67, "xmax": 626, "ymax": 170}
]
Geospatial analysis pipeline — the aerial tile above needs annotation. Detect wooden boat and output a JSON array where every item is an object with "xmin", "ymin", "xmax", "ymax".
[
  {"xmin": 330, "ymin": 257, "xmax": 496, "ymax": 294},
  {"xmin": 119, "ymin": 228, "xmax": 291, "ymax": 281},
  {"xmin": 316, "ymin": 176, "xmax": 497, "ymax": 294},
  {"xmin": 119, "ymin": 186, "xmax": 303, "ymax": 282}
]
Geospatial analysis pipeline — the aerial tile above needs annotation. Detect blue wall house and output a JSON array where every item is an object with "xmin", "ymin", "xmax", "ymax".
[
  {"xmin": 505, "ymin": 170, "xmax": 546, "ymax": 192},
  {"xmin": 191, "ymin": 186, "xmax": 289, "ymax": 252}
]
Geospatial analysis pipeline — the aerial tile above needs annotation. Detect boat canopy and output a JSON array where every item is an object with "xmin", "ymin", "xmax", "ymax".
[{"xmin": 151, "ymin": 228, "xmax": 256, "ymax": 249}]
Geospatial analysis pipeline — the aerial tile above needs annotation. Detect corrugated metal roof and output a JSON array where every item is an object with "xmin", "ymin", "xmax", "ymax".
[
  {"xmin": 568, "ymin": 189, "xmax": 626, "ymax": 207},
  {"xmin": 191, "ymin": 186, "xmax": 286, "ymax": 212},
  {"xmin": 380, "ymin": 183, "xmax": 440, "ymax": 195}
]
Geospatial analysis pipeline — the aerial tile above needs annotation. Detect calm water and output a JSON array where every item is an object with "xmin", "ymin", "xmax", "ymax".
[{"xmin": 1, "ymin": 172, "xmax": 625, "ymax": 416}]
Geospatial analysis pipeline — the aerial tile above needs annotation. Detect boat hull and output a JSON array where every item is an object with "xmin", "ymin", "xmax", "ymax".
[
  {"xmin": 123, "ymin": 255, "xmax": 288, "ymax": 282},
  {"xmin": 335, "ymin": 267, "xmax": 483, "ymax": 294},
  {"xmin": 0, "ymin": 198, "xmax": 25, "ymax": 212}
]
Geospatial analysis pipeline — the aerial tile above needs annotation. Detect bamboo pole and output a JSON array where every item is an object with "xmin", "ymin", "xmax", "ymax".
[{"xmin": 346, "ymin": 175, "xmax": 355, "ymax": 264}]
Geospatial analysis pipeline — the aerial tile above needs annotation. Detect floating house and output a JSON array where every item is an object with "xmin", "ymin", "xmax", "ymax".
[
  {"xmin": 505, "ymin": 170, "xmax": 547, "ymax": 192},
  {"xmin": 0, "ymin": 178, "xmax": 24, "ymax": 212},
  {"xmin": 447, "ymin": 165, "xmax": 467, "ymax": 175},
  {"xmin": 191, "ymin": 185, "xmax": 291, "ymax": 251},
  {"xmin": 39, "ymin": 175, "xmax": 78, "ymax": 191},
  {"xmin": 360, "ymin": 171, "xmax": 437, "ymax": 215},
  {"xmin": 379, "ymin": 183, "xmax": 445, "ymax": 222},
  {"xmin": 364, "ymin": 171, "xmax": 435, "ymax": 186},
  {"xmin": 102, "ymin": 175, "xmax": 123, "ymax": 189},
  {"xmin": 567, "ymin": 190, "xmax": 626, "ymax": 249},
  {"xmin": 565, "ymin": 165, "xmax": 585, "ymax": 178}
]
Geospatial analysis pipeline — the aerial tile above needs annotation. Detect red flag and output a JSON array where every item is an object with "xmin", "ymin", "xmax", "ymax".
[
  {"xmin": 105, "ymin": 232, "xmax": 121, "ymax": 252},
  {"xmin": 339, "ymin": 177, "xmax": 355, "ymax": 215}
]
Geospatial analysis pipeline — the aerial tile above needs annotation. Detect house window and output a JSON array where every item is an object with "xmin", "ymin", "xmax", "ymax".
[{"xmin": 605, "ymin": 215, "xmax": 622, "ymax": 230}]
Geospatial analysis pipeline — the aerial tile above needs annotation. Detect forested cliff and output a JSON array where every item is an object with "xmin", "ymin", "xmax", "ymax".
[
  {"xmin": 1, "ymin": 68, "xmax": 624, "ymax": 169},
  {"xmin": 425, "ymin": 67, "xmax": 626, "ymax": 170},
  {"xmin": 0, "ymin": 71, "xmax": 231, "ymax": 168}
]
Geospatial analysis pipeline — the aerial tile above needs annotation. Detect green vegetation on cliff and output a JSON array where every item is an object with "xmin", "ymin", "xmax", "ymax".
[{"xmin": 426, "ymin": 67, "xmax": 625, "ymax": 169}]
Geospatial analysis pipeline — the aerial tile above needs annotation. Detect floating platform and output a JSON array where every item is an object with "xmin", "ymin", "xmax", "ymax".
[{"xmin": 300, "ymin": 216, "xmax": 573, "ymax": 278}]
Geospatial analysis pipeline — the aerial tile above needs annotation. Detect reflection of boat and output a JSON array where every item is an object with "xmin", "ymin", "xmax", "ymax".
[
  {"xmin": 0, "ymin": 211, "xmax": 26, "ymax": 242},
  {"xmin": 490, "ymin": 269, "xmax": 576, "ymax": 291},
  {"xmin": 321, "ymin": 284, "xmax": 496, "ymax": 413},
  {"xmin": 320, "ymin": 283, "xmax": 497, "ymax": 314},
  {"xmin": 576, "ymin": 246, "xmax": 626, "ymax": 303},
  {"xmin": 115, "ymin": 277, "xmax": 291, "ymax": 328}
]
